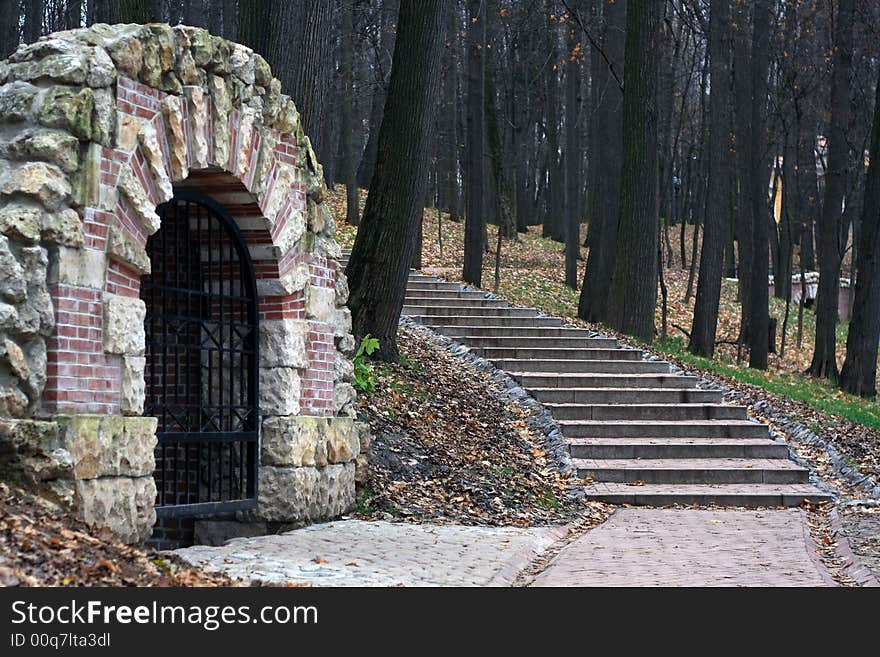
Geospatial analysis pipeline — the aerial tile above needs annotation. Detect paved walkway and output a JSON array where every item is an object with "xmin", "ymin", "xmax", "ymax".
[
  {"xmin": 175, "ymin": 511, "xmax": 837, "ymax": 586},
  {"xmin": 175, "ymin": 520, "xmax": 564, "ymax": 586},
  {"xmin": 531, "ymin": 508, "xmax": 832, "ymax": 586}
]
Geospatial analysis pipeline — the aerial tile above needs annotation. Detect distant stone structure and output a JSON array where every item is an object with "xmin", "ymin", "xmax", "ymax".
[{"xmin": 0, "ymin": 23, "xmax": 367, "ymax": 544}]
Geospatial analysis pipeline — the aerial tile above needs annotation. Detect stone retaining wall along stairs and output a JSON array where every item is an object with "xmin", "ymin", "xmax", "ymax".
[{"xmin": 340, "ymin": 251, "xmax": 831, "ymax": 507}]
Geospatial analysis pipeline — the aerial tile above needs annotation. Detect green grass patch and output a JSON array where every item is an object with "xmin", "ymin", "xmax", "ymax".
[{"xmin": 655, "ymin": 336, "xmax": 880, "ymax": 430}]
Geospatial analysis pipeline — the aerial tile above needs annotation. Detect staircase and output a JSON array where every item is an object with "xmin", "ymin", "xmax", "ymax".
[{"xmin": 340, "ymin": 252, "xmax": 831, "ymax": 507}]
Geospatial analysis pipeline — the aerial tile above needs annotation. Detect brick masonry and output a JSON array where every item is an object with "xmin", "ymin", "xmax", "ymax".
[{"xmin": 0, "ymin": 23, "xmax": 364, "ymax": 543}]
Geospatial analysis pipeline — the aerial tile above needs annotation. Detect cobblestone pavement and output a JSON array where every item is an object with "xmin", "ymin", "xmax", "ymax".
[
  {"xmin": 840, "ymin": 512, "xmax": 880, "ymax": 582},
  {"xmin": 530, "ymin": 508, "xmax": 834, "ymax": 587},
  {"xmin": 175, "ymin": 520, "xmax": 565, "ymax": 586}
]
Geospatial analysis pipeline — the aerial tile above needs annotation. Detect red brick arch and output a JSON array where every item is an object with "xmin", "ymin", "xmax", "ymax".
[{"xmin": 44, "ymin": 75, "xmax": 340, "ymax": 418}]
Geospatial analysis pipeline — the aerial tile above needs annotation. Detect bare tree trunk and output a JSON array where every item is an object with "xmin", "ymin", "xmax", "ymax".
[
  {"xmin": 563, "ymin": 2, "xmax": 583, "ymax": 289},
  {"xmin": 747, "ymin": 0, "xmax": 771, "ymax": 370},
  {"xmin": 690, "ymin": 0, "xmax": 733, "ymax": 357},
  {"xmin": 731, "ymin": 0, "xmax": 754, "ymax": 345},
  {"xmin": 463, "ymin": 0, "xmax": 485, "ymax": 286},
  {"xmin": 23, "ymin": 0, "xmax": 41, "ymax": 43},
  {"xmin": 607, "ymin": 0, "xmax": 660, "ymax": 343},
  {"xmin": 66, "ymin": 0, "xmax": 82, "ymax": 29},
  {"xmin": 578, "ymin": 0, "xmax": 625, "ymax": 322},
  {"xmin": 0, "ymin": 0, "xmax": 20, "ymax": 58},
  {"xmin": 340, "ymin": 0, "xmax": 360, "ymax": 226},
  {"xmin": 840, "ymin": 70, "xmax": 880, "ymax": 397},
  {"xmin": 809, "ymin": 0, "xmax": 853, "ymax": 381},
  {"xmin": 485, "ymin": 0, "xmax": 514, "ymax": 240},
  {"xmin": 358, "ymin": 0, "xmax": 399, "ymax": 188},
  {"xmin": 346, "ymin": 0, "xmax": 444, "ymax": 361}
]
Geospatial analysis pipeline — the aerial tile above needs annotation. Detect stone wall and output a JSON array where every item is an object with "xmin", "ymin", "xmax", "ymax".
[{"xmin": 0, "ymin": 23, "xmax": 366, "ymax": 543}]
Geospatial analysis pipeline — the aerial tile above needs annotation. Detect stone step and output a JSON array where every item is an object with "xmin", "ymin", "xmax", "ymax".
[
  {"xmin": 513, "ymin": 373, "xmax": 700, "ymax": 389},
  {"xmin": 558, "ymin": 419, "xmax": 769, "ymax": 438},
  {"xmin": 567, "ymin": 437, "xmax": 791, "ymax": 460},
  {"xmin": 406, "ymin": 282, "xmax": 468, "ymax": 291},
  {"xmin": 404, "ymin": 290, "xmax": 490, "ymax": 299},
  {"xmin": 404, "ymin": 297, "xmax": 507, "ymax": 308},
  {"xmin": 498, "ymin": 359, "xmax": 671, "ymax": 374},
  {"xmin": 402, "ymin": 305, "xmax": 538, "ymax": 317},
  {"xmin": 575, "ymin": 458, "xmax": 809, "ymax": 484},
  {"xmin": 415, "ymin": 314, "xmax": 565, "ymax": 328},
  {"xmin": 446, "ymin": 335, "xmax": 620, "ymax": 349},
  {"xmin": 582, "ymin": 483, "xmax": 832, "ymax": 506},
  {"xmin": 437, "ymin": 325, "xmax": 598, "ymax": 339},
  {"xmin": 471, "ymin": 346, "xmax": 643, "ymax": 361},
  {"xmin": 544, "ymin": 402, "xmax": 748, "ymax": 421},
  {"xmin": 528, "ymin": 387, "xmax": 723, "ymax": 404}
]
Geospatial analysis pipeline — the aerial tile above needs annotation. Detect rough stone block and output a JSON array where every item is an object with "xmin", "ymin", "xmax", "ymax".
[
  {"xmin": 57, "ymin": 415, "xmax": 157, "ymax": 479},
  {"xmin": 138, "ymin": 119, "xmax": 172, "ymax": 202},
  {"xmin": 118, "ymin": 167, "xmax": 160, "ymax": 235},
  {"xmin": 255, "ymin": 462, "xmax": 355, "ymax": 523},
  {"xmin": 0, "ymin": 236, "xmax": 27, "ymax": 303},
  {"xmin": 334, "ymin": 269, "xmax": 349, "ymax": 306},
  {"xmin": 332, "ymin": 307, "xmax": 352, "ymax": 340},
  {"xmin": 261, "ymin": 415, "xmax": 320, "ymax": 468},
  {"xmin": 121, "ymin": 356, "xmax": 146, "ymax": 415},
  {"xmin": 0, "ymin": 201, "xmax": 41, "ymax": 243},
  {"xmin": 0, "ymin": 419, "xmax": 70, "ymax": 489},
  {"xmin": 0, "ymin": 81, "xmax": 38, "ymax": 122},
  {"xmin": 259, "ymin": 319, "xmax": 309, "ymax": 369},
  {"xmin": 261, "ymin": 416, "xmax": 359, "ymax": 468},
  {"xmin": 3, "ymin": 128, "xmax": 79, "ymax": 173},
  {"xmin": 184, "ymin": 85, "xmax": 209, "ymax": 169},
  {"xmin": 333, "ymin": 351, "xmax": 353, "ymax": 383},
  {"xmin": 325, "ymin": 418, "xmax": 359, "ymax": 464},
  {"xmin": 49, "ymin": 245, "xmax": 104, "ymax": 289},
  {"xmin": 258, "ymin": 367, "xmax": 300, "ymax": 416},
  {"xmin": 103, "ymin": 295, "xmax": 146, "ymax": 356},
  {"xmin": 37, "ymin": 86, "xmax": 94, "ymax": 141},
  {"xmin": 0, "ymin": 161, "xmax": 72, "ymax": 210},
  {"xmin": 334, "ymin": 382, "xmax": 357, "ymax": 417},
  {"xmin": 107, "ymin": 225, "xmax": 151, "ymax": 274},
  {"xmin": 305, "ymin": 284, "xmax": 335, "ymax": 323},
  {"xmin": 41, "ymin": 208, "xmax": 84, "ymax": 247},
  {"xmin": 74, "ymin": 475, "xmax": 156, "ymax": 543},
  {"xmin": 160, "ymin": 95, "xmax": 188, "ymax": 181}
]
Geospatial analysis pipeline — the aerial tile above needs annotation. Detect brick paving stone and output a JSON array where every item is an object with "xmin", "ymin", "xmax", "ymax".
[
  {"xmin": 530, "ymin": 508, "xmax": 833, "ymax": 587},
  {"xmin": 175, "ymin": 520, "xmax": 562, "ymax": 586}
]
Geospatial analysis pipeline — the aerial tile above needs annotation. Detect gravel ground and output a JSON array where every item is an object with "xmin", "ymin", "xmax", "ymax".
[{"xmin": 839, "ymin": 510, "xmax": 880, "ymax": 582}]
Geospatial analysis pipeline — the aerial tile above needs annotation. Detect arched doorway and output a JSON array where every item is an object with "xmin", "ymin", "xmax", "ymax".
[{"xmin": 142, "ymin": 191, "xmax": 259, "ymax": 516}]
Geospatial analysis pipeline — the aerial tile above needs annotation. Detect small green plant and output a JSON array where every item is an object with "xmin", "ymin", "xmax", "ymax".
[{"xmin": 352, "ymin": 334, "xmax": 380, "ymax": 393}]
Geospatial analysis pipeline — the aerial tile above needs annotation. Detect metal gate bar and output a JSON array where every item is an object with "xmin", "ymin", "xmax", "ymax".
[{"xmin": 142, "ymin": 191, "xmax": 259, "ymax": 518}]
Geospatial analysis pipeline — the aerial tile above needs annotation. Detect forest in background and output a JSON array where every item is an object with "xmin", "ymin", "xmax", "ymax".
[{"xmin": 2, "ymin": 0, "xmax": 879, "ymax": 401}]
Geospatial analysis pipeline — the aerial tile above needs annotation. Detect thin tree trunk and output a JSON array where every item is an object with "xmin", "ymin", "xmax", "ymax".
[
  {"xmin": 564, "ymin": 4, "xmax": 583, "ymax": 289},
  {"xmin": 463, "ymin": 0, "xmax": 485, "ymax": 286},
  {"xmin": 747, "ymin": 0, "xmax": 771, "ymax": 370},
  {"xmin": 731, "ymin": 0, "xmax": 754, "ymax": 346},
  {"xmin": 346, "ymin": 0, "xmax": 444, "ymax": 362},
  {"xmin": 809, "ymin": 0, "xmax": 853, "ymax": 381},
  {"xmin": 340, "ymin": 1, "xmax": 360, "ymax": 226},
  {"xmin": 358, "ymin": 0, "xmax": 399, "ymax": 188},
  {"xmin": 690, "ymin": 0, "xmax": 734, "ymax": 357}
]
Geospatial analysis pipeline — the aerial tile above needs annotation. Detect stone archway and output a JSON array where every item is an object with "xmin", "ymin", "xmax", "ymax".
[{"xmin": 0, "ymin": 24, "xmax": 364, "ymax": 543}]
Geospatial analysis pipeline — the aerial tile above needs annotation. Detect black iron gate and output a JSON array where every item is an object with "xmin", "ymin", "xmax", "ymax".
[{"xmin": 142, "ymin": 191, "xmax": 259, "ymax": 517}]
